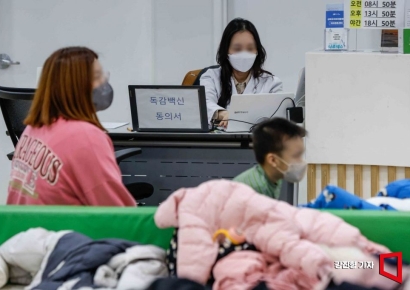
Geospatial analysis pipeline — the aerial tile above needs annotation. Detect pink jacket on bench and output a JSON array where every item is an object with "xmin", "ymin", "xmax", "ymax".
[{"xmin": 154, "ymin": 180, "xmax": 389, "ymax": 285}]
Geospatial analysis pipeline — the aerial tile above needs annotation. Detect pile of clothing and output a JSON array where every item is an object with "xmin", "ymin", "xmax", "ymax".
[
  {"xmin": 0, "ymin": 228, "xmax": 168, "ymax": 290},
  {"xmin": 154, "ymin": 180, "xmax": 410, "ymax": 290},
  {"xmin": 301, "ymin": 179, "xmax": 410, "ymax": 211}
]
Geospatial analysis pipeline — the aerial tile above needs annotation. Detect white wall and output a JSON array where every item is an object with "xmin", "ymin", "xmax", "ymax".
[
  {"xmin": 306, "ymin": 51, "xmax": 410, "ymax": 168},
  {"xmin": 153, "ymin": 0, "xmax": 215, "ymax": 84}
]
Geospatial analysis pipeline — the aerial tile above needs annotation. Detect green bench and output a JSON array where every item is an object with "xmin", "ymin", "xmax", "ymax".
[{"xmin": 0, "ymin": 206, "xmax": 409, "ymax": 261}]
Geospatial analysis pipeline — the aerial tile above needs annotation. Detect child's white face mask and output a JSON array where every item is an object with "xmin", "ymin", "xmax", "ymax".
[{"xmin": 275, "ymin": 156, "xmax": 307, "ymax": 183}]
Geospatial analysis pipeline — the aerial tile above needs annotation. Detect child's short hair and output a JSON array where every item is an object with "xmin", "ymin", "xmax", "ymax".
[{"xmin": 252, "ymin": 118, "xmax": 307, "ymax": 164}]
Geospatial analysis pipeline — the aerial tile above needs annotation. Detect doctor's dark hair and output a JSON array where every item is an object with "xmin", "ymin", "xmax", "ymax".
[
  {"xmin": 25, "ymin": 46, "xmax": 104, "ymax": 131},
  {"xmin": 216, "ymin": 18, "xmax": 272, "ymax": 109},
  {"xmin": 252, "ymin": 118, "xmax": 307, "ymax": 164}
]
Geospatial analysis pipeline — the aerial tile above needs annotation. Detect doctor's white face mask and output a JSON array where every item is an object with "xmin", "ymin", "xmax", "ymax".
[{"xmin": 228, "ymin": 51, "xmax": 257, "ymax": 72}]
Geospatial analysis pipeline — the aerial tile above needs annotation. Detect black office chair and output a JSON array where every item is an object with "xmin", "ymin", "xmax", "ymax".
[
  {"xmin": 0, "ymin": 86, "xmax": 152, "ymax": 202},
  {"xmin": 0, "ymin": 86, "xmax": 34, "ymax": 152}
]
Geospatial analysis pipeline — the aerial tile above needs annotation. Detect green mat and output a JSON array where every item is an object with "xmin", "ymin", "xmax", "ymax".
[
  {"xmin": 0, "ymin": 206, "xmax": 408, "ymax": 261},
  {"xmin": 0, "ymin": 206, "xmax": 173, "ymax": 249},
  {"xmin": 326, "ymin": 210, "xmax": 410, "ymax": 261}
]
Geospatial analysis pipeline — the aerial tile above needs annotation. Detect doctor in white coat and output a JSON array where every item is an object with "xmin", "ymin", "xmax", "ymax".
[{"xmin": 200, "ymin": 18, "xmax": 283, "ymax": 128}]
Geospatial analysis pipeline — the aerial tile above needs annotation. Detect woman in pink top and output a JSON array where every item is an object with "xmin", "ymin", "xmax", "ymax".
[{"xmin": 7, "ymin": 47, "xmax": 136, "ymax": 206}]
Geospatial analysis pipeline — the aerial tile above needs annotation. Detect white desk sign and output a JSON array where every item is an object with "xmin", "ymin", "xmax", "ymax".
[
  {"xmin": 129, "ymin": 86, "xmax": 209, "ymax": 132},
  {"xmin": 345, "ymin": 0, "xmax": 405, "ymax": 28},
  {"xmin": 136, "ymin": 89, "xmax": 200, "ymax": 129}
]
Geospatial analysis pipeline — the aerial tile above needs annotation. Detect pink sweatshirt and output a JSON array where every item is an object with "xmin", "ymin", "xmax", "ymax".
[{"xmin": 7, "ymin": 118, "xmax": 136, "ymax": 206}]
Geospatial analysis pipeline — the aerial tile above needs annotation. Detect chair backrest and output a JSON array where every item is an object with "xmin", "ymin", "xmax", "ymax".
[
  {"xmin": 181, "ymin": 69, "xmax": 202, "ymax": 86},
  {"xmin": 181, "ymin": 65, "xmax": 220, "ymax": 86},
  {"xmin": 0, "ymin": 86, "xmax": 35, "ymax": 147}
]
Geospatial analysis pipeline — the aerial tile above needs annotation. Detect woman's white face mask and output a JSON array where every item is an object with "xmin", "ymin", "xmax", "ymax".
[{"xmin": 228, "ymin": 51, "xmax": 257, "ymax": 72}]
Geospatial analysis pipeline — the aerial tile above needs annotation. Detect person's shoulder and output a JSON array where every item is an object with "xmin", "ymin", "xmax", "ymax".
[
  {"xmin": 55, "ymin": 119, "xmax": 110, "ymax": 147},
  {"xmin": 233, "ymin": 166, "xmax": 258, "ymax": 182},
  {"xmin": 258, "ymin": 73, "xmax": 282, "ymax": 90},
  {"xmin": 200, "ymin": 65, "xmax": 221, "ymax": 79},
  {"xmin": 259, "ymin": 72, "xmax": 281, "ymax": 82},
  {"xmin": 56, "ymin": 119, "xmax": 101, "ymax": 133}
]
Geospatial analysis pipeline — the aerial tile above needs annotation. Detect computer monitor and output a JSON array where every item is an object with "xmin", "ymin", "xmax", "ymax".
[
  {"xmin": 295, "ymin": 67, "xmax": 305, "ymax": 107},
  {"xmin": 128, "ymin": 85, "xmax": 209, "ymax": 132},
  {"xmin": 226, "ymin": 92, "xmax": 295, "ymax": 133}
]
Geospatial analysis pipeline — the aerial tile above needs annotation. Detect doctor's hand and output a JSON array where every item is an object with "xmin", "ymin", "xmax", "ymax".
[{"xmin": 218, "ymin": 111, "xmax": 229, "ymax": 129}]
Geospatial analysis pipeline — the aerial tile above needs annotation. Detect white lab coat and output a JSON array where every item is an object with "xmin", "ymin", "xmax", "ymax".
[{"xmin": 199, "ymin": 66, "xmax": 283, "ymax": 122}]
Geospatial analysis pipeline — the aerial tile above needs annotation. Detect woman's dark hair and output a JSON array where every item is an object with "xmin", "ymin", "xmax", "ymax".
[{"xmin": 216, "ymin": 18, "xmax": 272, "ymax": 108}]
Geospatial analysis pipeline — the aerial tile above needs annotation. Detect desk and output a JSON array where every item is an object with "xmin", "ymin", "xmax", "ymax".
[
  {"xmin": 109, "ymin": 128, "xmax": 252, "ymax": 205},
  {"xmin": 109, "ymin": 128, "xmax": 252, "ymax": 147},
  {"xmin": 108, "ymin": 128, "xmax": 294, "ymax": 205}
]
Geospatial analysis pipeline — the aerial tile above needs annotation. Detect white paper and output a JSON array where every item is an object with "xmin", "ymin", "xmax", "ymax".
[
  {"xmin": 134, "ymin": 88, "xmax": 202, "ymax": 129},
  {"xmin": 325, "ymin": 28, "xmax": 349, "ymax": 50},
  {"xmin": 101, "ymin": 122, "xmax": 129, "ymax": 129}
]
